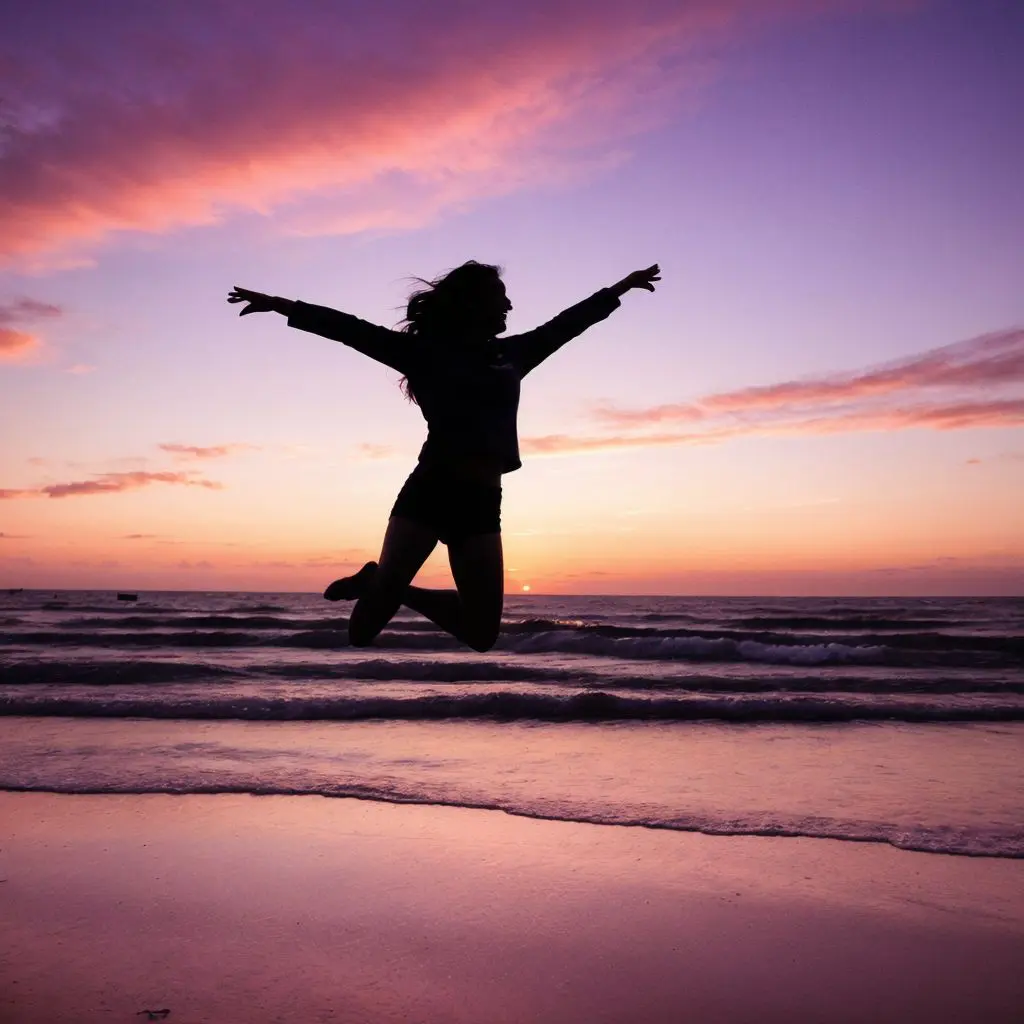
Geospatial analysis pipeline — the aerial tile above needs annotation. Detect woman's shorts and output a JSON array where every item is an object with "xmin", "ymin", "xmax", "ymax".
[{"xmin": 390, "ymin": 462, "xmax": 502, "ymax": 547}]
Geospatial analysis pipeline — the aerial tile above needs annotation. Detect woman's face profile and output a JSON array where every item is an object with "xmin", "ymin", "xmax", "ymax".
[{"xmin": 465, "ymin": 277, "xmax": 512, "ymax": 337}]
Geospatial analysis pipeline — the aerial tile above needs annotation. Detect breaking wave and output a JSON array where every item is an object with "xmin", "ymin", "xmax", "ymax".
[
  {"xmin": 2, "ymin": 689, "xmax": 1020, "ymax": 723},
  {"xmin": 3, "ymin": 777, "xmax": 1019, "ymax": 858}
]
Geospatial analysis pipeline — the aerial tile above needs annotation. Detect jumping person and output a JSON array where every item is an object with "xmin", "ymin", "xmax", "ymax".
[{"xmin": 228, "ymin": 261, "xmax": 660, "ymax": 652}]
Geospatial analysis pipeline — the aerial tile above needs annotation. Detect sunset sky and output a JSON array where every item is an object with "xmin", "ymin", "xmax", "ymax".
[{"xmin": 1, "ymin": 0, "xmax": 1021, "ymax": 595}]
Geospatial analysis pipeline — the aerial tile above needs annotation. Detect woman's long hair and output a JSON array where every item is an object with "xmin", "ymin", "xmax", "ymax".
[{"xmin": 397, "ymin": 260, "xmax": 503, "ymax": 404}]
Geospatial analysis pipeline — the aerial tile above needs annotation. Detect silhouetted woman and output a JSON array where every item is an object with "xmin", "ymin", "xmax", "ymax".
[{"xmin": 228, "ymin": 261, "xmax": 660, "ymax": 651}]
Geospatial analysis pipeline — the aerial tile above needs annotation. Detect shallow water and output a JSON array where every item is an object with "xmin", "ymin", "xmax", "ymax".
[{"xmin": 1, "ymin": 590, "xmax": 1022, "ymax": 857}]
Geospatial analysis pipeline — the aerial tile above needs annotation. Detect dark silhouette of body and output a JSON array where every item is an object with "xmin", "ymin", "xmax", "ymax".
[{"xmin": 228, "ymin": 261, "xmax": 659, "ymax": 651}]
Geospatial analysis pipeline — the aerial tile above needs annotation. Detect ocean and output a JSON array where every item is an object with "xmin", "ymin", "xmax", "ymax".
[{"xmin": 1, "ymin": 590, "xmax": 1021, "ymax": 859}]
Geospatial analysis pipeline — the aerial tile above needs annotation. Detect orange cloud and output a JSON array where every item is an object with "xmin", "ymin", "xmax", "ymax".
[
  {"xmin": 0, "ymin": 471, "xmax": 223, "ymax": 499},
  {"xmin": 0, "ymin": 298, "xmax": 62, "ymax": 362},
  {"xmin": 353, "ymin": 442, "xmax": 400, "ymax": 461},
  {"xmin": 0, "ymin": 0, "xmax": 899, "ymax": 263},
  {"xmin": 0, "ymin": 328, "xmax": 40, "ymax": 361},
  {"xmin": 523, "ymin": 430, "xmax": 723, "ymax": 456},
  {"xmin": 159, "ymin": 443, "xmax": 258, "ymax": 460}
]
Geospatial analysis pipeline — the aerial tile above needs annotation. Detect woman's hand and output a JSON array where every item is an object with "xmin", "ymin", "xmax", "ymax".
[
  {"xmin": 611, "ymin": 264, "xmax": 661, "ymax": 296},
  {"xmin": 227, "ymin": 286, "xmax": 277, "ymax": 316}
]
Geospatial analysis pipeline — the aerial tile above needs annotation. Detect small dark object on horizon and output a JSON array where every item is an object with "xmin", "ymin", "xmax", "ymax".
[{"xmin": 117, "ymin": 593, "xmax": 139, "ymax": 602}]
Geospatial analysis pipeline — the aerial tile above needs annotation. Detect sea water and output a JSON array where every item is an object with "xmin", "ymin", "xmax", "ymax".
[{"xmin": 1, "ymin": 591, "xmax": 1021, "ymax": 857}]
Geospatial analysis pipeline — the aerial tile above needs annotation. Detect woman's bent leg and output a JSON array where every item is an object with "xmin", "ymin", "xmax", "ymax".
[
  {"xmin": 348, "ymin": 517, "xmax": 438, "ymax": 647},
  {"xmin": 349, "ymin": 522, "xmax": 504, "ymax": 651},
  {"xmin": 396, "ymin": 533, "xmax": 503, "ymax": 651},
  {"xmin": 445, "ymin": 532, "xmax": 504, "ymax": 652},
  {"xmin": 396, "ymin": 534, "xmax": 504, "ymax": 650},
  {"xmin": 393, "ymin": 536, "xmax": 501, "ymax": 647}
]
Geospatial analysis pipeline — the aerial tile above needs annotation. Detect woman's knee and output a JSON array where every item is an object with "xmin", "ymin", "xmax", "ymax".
[
  {"xmin": 348, "ymin": 590, "xmax": 398, "ymax": 647},
  {"xmin": 347, "ymin": 616, "xmax": 378, "ymax": 647},
  {"xmin": 348, "ymin": 624, "xmax": 377, "ymax": 648},
  {"xmin": 462, "ymin": 618, "xmax": 501, "ymax": 653}
]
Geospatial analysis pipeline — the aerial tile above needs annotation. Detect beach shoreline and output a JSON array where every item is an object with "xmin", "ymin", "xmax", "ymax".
[{"xmin": 2, "ymin": 792, "xmax": 1022, "ymax": 1023}]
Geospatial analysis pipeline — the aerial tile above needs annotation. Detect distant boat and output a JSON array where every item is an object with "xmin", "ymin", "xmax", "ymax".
[
  {"xmin": 6, "ymin": 588, "xmax": 23, "ymax": 594},
  {"xmin": 117, "ymin": 593, "xmax": 139, "ymax": 602}
]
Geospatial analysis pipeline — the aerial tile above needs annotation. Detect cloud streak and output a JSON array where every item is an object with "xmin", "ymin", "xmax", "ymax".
[
  {"xmin": 0, "ymin": 0, "xmax": 897, "ymax": 263},
  {"xmin": 526, "ymin": 328, "xmax": 1024, "ymax": 456},
  {"xmin": 0, "ymin": 440, "xmax": 261, "ymax": 498},
  {"xmin": 0, "ymin": 471, "xmax": 223, "ymax": 499},
  {"xmin": 353, "ymin": 442, "xmax": 400, "ymax": 461},
  {"xmin": 159, "ymin": 443, "xmax": 258, "ymax": 460},
  {"xmin": 595, "ymin": 328, "xmax": 1024, "ymax": 426}
]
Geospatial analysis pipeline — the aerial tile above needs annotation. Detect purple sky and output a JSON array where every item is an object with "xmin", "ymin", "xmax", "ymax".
[{"xmin": 1, "ymin": 0, "xmax": 1022, "ymax": 593}]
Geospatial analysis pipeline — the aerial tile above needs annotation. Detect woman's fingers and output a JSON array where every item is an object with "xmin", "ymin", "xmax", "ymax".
[
  {"xmin": 639, "ymin": 264, "xmax": 661, "ymax": 290},
  {"xmin": 628, "ymin": 265, "xmax": 660, "ymax": 291},
  {"xmin": 227, "ymin": 286, "xmax": 272, "ymax": 314}
]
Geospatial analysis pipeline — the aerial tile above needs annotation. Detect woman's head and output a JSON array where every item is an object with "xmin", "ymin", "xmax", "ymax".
[{"xmin": 402, "ymin": 260, "xmax": 511, "ymax": 341}]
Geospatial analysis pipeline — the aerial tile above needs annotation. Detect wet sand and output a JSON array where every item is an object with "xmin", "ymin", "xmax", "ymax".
[{"xmin": 2, "ymin": 792, "xmax": 1022, "ymax": 1023}]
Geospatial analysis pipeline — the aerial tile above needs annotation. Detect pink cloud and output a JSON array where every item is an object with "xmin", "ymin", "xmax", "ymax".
[
  {"xmin": 534, "ymin": 328, "xmax": 1024, "ymax": 456},
  {"xmin": 589, "ymin": 400, "xmax": 706, "ymax": 427},
  {"xmin": 0, "ymin": 0, "xmax": 899, "ymax": 263},
  {"xmin": 541, "ymin": 399, "xmax": 1024, "ymax": 455},
  {"xmin": 0, "ymin": 471, "xmax": 223, "ymax": 499},
  {"xmin": 594, "ymin": 329, "xmax": 1024, "ymax": 429},
  {"xmin": 699, "ymin": 329, "xmax": 1024, "ymax": 413},
  {"xmin": 0, "ymin": 299, "xmax": 61, "ymax": 325}
]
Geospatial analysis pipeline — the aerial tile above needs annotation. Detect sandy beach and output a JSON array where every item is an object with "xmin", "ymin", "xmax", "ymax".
[{"xmin": 2, "ymin": 792, "xmax": 1022, "ymax": 1023}]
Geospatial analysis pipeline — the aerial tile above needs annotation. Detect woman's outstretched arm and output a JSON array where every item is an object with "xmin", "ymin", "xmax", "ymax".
[
  {"xmin": 504, "ymin": 264, "xmax": 660, "ymax": 376},
  {"xmin": 227, "ymin": 286, "xmax": 414, "ymax": 374}
]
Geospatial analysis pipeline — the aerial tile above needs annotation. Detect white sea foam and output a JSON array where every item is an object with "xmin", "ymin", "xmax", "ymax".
[{"xmin": 1, "ymin": 717, "xmax": 1021, "ymax": 859}]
